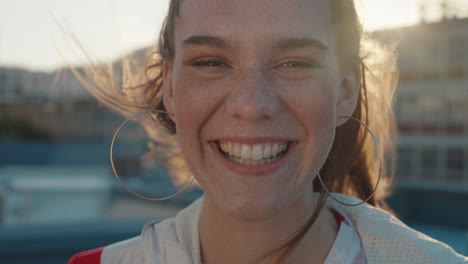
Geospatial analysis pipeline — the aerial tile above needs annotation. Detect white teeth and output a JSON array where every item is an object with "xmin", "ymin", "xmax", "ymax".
[
  {"xmin": 241, "ymin": 144, "xmax": 252, "ymax": 160},
  {"xmin": 233, "ymin": 143, "xmax": 241, "ymax": 157},
  {"xmin": 272, "ymin": 143, "xmax": 279, "ymax": 156},
  {"xmin": 229, "ymin": 156, "xmax": 278, "ymax": 165},
  {"xmin": 252, "ymin": 145, "xmax": 263, "ymax": 160},
  {"xmin": 263, "ymin": 145, "xmax": 271, "ymax": 158},
  {"xmin": 218, "ymin": 141, "xmax": 289, "ymax": 164},
  {"xmin": 280, "ymin": 142, "xmax": 287, "ymax": 152}
]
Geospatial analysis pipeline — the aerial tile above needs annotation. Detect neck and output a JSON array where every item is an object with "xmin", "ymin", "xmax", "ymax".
[{"xmin": 198, "ymin": 190, "xmax": 338, "ymax": 264}]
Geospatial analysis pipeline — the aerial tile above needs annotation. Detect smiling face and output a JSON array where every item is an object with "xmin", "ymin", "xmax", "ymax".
[{"xmin": 163, "ymin": 0, "xmax": 359, "ymax": 222}]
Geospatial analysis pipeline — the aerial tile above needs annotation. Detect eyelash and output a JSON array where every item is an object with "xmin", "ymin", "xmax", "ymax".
[{"xmin": 192, "ymin": 58, "xmax": 228, "ymax": 67}]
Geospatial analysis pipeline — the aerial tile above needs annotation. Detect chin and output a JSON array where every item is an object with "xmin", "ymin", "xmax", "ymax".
[{"xmin": 220, "ymin": 194, "xmax": 289, "ymax": 223}]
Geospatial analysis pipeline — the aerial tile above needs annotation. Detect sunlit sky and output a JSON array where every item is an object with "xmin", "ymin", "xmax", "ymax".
[{"xmin": 1, "ymin": 0, "xmax": 467, "ymax": 72}]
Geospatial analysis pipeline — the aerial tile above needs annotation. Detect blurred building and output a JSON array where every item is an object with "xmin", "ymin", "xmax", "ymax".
[
  {"xmin": 0, "ymin": 67, "xmax": 89, "ymax": 102},
  {"xmin": 372, "ymin": 17, "xmax": 468, "ymax": 187},
  {"xmin": 0, "ymin": 67, "xmax": 123, "ymax": 140}
]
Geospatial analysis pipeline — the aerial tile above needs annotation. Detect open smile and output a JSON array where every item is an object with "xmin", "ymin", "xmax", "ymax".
[
  {"xmin": 211, "ymin": 139, "xmax": 296, "ymax": 176},
  {"xmin": 215, "ymin": 140, "xmax": 290, "ymax": 165}
]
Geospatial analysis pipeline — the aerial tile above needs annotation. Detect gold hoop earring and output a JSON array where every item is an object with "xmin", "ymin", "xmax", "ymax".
[
  {"xmin": 110, "ymin": 109, "xmax": 194, "ymax": 201},
  {"xmin": 316, "ymin": 115, "xmax": 382, "ymax": 207}
]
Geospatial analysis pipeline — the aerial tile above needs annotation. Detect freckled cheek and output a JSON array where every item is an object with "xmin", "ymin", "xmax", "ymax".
[
  {"xmin": 171, "ymin": 74, "xmax": 227, "ymax": 140},
  {"xmin": 279, "ymin": 78, "xmax": 337, "ymax": 120},
  {"xmin": 279, "ymin": 79, "xmax": 337, "ymax": 167}
]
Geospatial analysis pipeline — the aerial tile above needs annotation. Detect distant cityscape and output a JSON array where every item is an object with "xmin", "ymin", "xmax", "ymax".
[{"xmin": 372, "ymin": 17, "xmax": 468, "ymax": 187}]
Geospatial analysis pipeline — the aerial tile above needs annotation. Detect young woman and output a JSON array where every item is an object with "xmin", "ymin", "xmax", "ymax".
[{"xmin": 68, "ymin": 0, "xmax": 467, "ymax": 263}]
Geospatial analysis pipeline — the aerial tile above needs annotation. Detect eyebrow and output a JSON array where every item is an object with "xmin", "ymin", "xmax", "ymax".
[
  {"xmin": 274, "ymin": 38, "xmax": 329, "ymax": 51},
  {"xmin": 181, "ymin": 35, "xmax": 232, "ymax": 49},
  {"xmin": 181, "ymin": 35, "xmax": 328, "ymax": 52}
]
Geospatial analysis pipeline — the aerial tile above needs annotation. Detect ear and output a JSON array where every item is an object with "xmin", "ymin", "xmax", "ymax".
[
  {"xmin": 336, "ymin": 66, "xmax": 361, "ymax": 127},
  {"xmin": 162, "ymin": 60, "xmax": 175, "ymax": 122}
]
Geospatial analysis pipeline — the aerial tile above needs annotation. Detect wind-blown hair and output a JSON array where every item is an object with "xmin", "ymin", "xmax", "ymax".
[{"xmin": 74, "ymin": 0, "xmax": 399, "ymax": 262}]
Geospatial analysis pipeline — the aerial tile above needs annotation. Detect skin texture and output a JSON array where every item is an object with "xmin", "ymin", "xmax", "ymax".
[{"xmin": 162, "ymin": 0, "xmax": 360, "ymax": 263}]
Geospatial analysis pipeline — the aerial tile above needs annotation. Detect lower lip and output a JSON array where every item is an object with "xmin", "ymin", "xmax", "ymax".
[{"xmin": 210, "ymin": 141, "xmax": 296, "ymax": 176}]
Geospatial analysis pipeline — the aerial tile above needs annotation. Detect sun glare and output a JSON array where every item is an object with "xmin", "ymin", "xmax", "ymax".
[
  {"xmin": 357, "ymin": 0, "xmax": 468, "ymax": 31},
  {"xmin": 356, "ymin": 0, "xmax": 421, "ymax": 31}
]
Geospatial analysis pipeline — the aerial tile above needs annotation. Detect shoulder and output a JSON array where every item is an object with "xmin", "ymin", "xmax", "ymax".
[
  {"xmin": 101, "ymin": 236, "xmax": 147, "ymax": 264},
  {"xmin": 66, "ymin": 197, "xmax": 204, "ymax": 264},
  {"xmin": 326, "ymin": 193, "xmax": 468, "ymax": 264}
]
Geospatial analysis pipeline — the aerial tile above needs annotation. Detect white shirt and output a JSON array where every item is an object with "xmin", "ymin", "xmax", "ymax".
[{"xmin": 100, "ymin": 193, "xmax": 468, "ymax": 264}]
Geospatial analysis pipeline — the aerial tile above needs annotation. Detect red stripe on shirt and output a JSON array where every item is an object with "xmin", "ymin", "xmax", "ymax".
[
  {"xmin": 331, "ymin": 209, "xmax": 345, "ymax": 226},
  {"xmin": 68, "ymin": 247, "xmax": 104, "ymax": 264}
]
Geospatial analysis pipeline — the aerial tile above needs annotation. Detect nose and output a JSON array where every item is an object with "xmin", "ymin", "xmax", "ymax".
[{"xmin": 224, "ymin": 69, "xmax": 279, "ymax": 121}]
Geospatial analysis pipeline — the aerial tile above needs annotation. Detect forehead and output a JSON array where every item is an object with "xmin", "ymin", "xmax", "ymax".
[{"xmin": 175, "ymin": 0, "xmax": 334, "ymax": 47}]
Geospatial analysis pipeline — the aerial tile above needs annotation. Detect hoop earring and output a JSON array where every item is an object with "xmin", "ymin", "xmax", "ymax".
[
  {"xmin": 110, "ymin": 109, "xmax": 194, "ymax": 201},
  {"xmin": 316, "ymin": 115, "xmax": 382, "ymax": 207}
]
